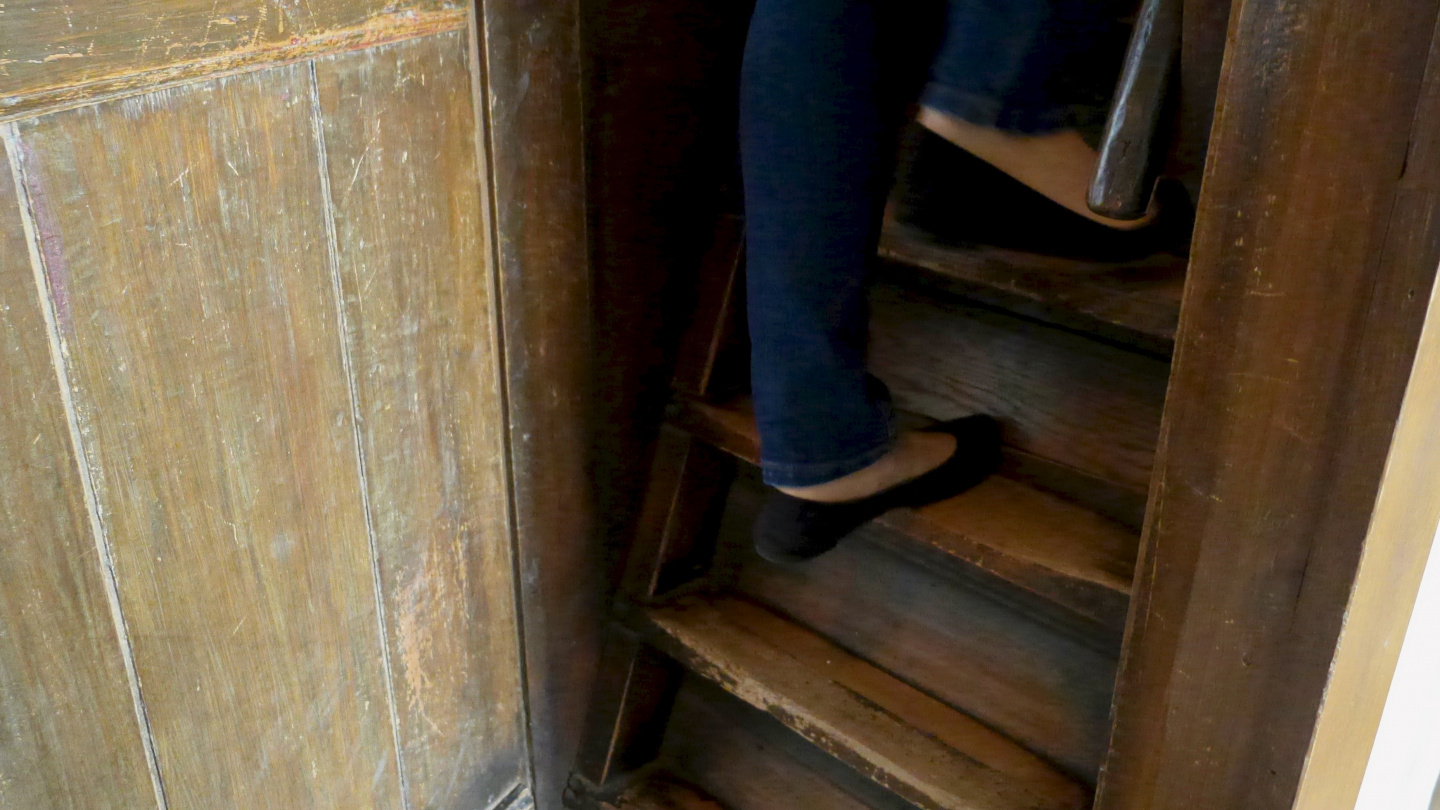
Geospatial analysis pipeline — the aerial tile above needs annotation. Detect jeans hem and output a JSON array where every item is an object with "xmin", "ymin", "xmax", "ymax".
[{"xmin": 760, "ymin": 433, "xmax": 897, "ymax": 489}]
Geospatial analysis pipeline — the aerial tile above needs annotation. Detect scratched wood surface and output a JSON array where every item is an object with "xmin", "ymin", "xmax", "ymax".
[
  {"xmin": 662, "ymin": 679, "xmax": 910, "ymax": 810},
  {"xmin": 1097, "ymin": 0, "xmax": 1440, "ymax": 807},
  {"xmin": 0, "ymin": 1, "xmax": 466, "ymax": 119},
  {"xmin": 314, "ymin": 32, "xmax": 527, "ymax": 809},
  {"xmin": 477, "ymin": 1, "xmax": 597, "ymax": 807},
  {"xmin": 12, "ymin": 65, "xmax": 402, "ymax": 808},
  {"xmin": 0, "ymin": 132, "xmax": 158, "ymax": 810}
]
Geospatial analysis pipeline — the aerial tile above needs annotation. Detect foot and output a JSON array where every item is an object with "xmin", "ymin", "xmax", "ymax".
[
  {"xmin": 754, "ymin": 415, "xmax": 1002, "ymax": 563},
  {"xmin": 889, "ymin": 124, "xmax": 1189, "ymax": 262},
  {"xmin": 777, "ymin": 430, "xmax": 957, "ymax": 503},
  {"xmin": 917, "ymin": 106, "xmax": 1156, "ymax": 229}
]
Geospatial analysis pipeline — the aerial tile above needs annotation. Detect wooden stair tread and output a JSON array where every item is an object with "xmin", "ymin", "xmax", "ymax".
[
  {"xmin": 878, "ymin": 221, "xmax": 1185, "ymax": 355},
  {"xmin": 673, "ymin": 398, "xmax": 1137, "ymax": 628},
  {"xmin": 640, "ymin": 596, "xmax": 1090, "ymax": 810},
  {"xmin": 603, "ymin": 776, "xmax": 729, "ymax": 810}
]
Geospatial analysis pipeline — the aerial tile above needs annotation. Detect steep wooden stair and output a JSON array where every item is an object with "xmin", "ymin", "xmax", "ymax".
[
  {"xmin": 638, "ymin": 596, "xmax": 1088, "ymax": 810},
  {"xmin": 567, "ymin": 208, "xmax": 1182, "ymax": 809}
]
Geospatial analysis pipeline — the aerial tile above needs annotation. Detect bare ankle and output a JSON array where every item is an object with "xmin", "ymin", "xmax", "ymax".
[{"xmin": 777, "ymin": 431, "xmax": 956, "ymax": 503}]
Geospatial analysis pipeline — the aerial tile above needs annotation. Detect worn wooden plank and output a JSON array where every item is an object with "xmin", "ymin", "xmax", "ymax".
[
  {"xmin": 675, "ymin": 397, "xmax": 1135, "ymax": 630},
  {"xmin": 0, "ymin": 1, "xmax": 466, "ymax": 120},
  {"xmin": 662, "ymin": 679, "xmax": 910, "ymax": 810},
  {"xmin": 619, "ymin": 425, "xmax": 735, "ymax": 602},
  {"xmin": 715, "ymin": 474, "xmax": 1120, "ymax": 782},
  {"xmin": 476, "ymin": 1, "xmax": 596, "ymax": 807},
  {"xmin": 0, "ymin": 130, "xmax": 158, "ymax": 810},
  {"xmin": 1097, "ymin": 1, "xmax": 1440, "ymax": 808},
  {"xmin": 12, "ymin": 65, "xmax": 401, "ymax": 807},
  {"xmin": 642, "ymin": 596, "xmax": 1090, "ymax": 810},
  {"xmin": 313, "ymin": 32, "xmax": 527, "ymax": 809},
  {"xmin": 869, "ymin": 281, "xmax": 1169, "ymax": 493},
  {"xmin": 878, "ymin": 223, "xmax": 1184, "ymax": 357},
  {"xmin": 1165, "ymin": 0, "xmax": 1231, "ymax": 201}
]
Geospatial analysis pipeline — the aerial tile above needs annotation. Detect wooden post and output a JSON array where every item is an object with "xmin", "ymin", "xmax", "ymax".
[
  {"xmin": 474, "ymin": 2, "xmax": 597, "ymax": 807},
  {"xmin": 1097, "ymin": 1, "xmax": 1440, "ymax": 808}
]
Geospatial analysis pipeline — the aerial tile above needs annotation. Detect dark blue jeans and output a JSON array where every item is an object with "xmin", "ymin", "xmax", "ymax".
[{"xmin": 742, "ymin": 0, "xmax": 1128, "ymax": 487}]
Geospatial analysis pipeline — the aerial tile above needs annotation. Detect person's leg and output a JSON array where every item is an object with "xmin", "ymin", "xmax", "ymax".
[{"xmin": 742, "ymin": 0, "xmax": 954, "ymax": 498}]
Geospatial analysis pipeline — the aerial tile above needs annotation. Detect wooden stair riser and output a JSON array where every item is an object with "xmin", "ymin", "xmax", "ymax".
[
  {"xmin": 621, "ymin": 425, "xmax": 737, "ymax": 602},
  {"xmin": 641, "ymin": 597, "xmax": 1090, "ymax": 810},
  {"xmin": 662, "ymin": 678, "xmax": 917, "ymax": 810},
  {"xmin": 714, "ymin": 474, "xmax": 1119, "ymax": 782},
  {"xmin": 580, "ymin": 427, "xmax": 740, "ymax": 794},
  {"xmin": 576, "ymin": 627, "xmax": 687, "ymax": 786},
  {"xmin": 869, "ymin": 281, "xmax": 1169, "ymax": 495},
  {"xmin": 677, "ymin": 400, "xmax": 1137, "ymax": 630},
  {"xmin": 877, "ymin": 225, "xmax": 1185, "ymax": 357}
]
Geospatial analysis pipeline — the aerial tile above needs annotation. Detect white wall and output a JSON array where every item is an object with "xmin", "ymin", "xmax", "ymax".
[{"xmin": 1355, "ymin": 521, "xmax": 1440, "ymax": 810}]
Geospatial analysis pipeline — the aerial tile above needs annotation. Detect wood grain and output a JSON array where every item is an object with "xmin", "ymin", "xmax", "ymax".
[
  {"xmin": 0, "ymin": 1, "xmax": 466, "ymax": 121},
  {"xmin": 0, "ymin": 130, "xmax": 159, "ymax": 810},
  {"xmin": 12, "ymin": 64, "xmax": 401, "ymax": 808},
  {"xmin": 313, "ymin": 32, "xmax": 527, "ymax": 809},
  {"xmin": 662, "ymin": 679, "xmax": 910, "ymax": 810},
  {"xmin": 1097, "ymin": 1, "xmax": 1440, "ymax": 808},
  {"xmin": 476, "ymin": 1, "xmax": 597, "ymax": 807},
  {"xmin": 643, "ymin": 596, "xmax": 1089, "ymax": 810},
  {"xmin": 869, "ymin": 281, "xmax": 1169, "ymax": 493},
  {"xmin": 879, "ymin": 224, "xmax": 1184, "ymax": 357},
  {"xmin": 1292, "ymin": 231, "xmax": 1440, "ymax": 810},
  {"xmin": 716, "ymin": 475, "xmax": 1120, "ymax": 782},
  {"xmin": 676, "ymin": 397, "xmax": 1136, "ymax": 630},
  {"xmin": 1289, "ymin": 21, "xmax": 1440, "ymax": 806}
]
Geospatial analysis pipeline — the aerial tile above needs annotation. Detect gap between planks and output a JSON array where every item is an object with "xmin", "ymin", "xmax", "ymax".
[
  {"xmin": 1, "ymin": 9, "xmax": 469, "ymax": 125},
  {"xmin": 2, "ymin": 123, "xmax": 170, "ymax": 809},
  {"xmin": 306, "ymin": 61, "xmax": 413, "ymax": 809}
]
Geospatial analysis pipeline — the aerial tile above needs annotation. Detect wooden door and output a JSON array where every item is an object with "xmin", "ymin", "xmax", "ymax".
[{"xmin": 0, "ymin": 3, "xmax": 590, "ymax": 808}]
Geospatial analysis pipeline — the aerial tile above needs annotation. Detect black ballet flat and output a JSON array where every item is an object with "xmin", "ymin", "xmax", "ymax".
[{"xmin": 752, "ymin": 414, "xmax": 1002, "ymax": 563}]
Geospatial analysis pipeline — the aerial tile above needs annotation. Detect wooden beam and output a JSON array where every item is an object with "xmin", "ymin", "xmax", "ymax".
[
  {"xmin": 1097, "ymin": 2, "xmax": 1440, "ymax": 809},
  {"xmin": 0, "ymin": 2, "xmax": 466, "ymax": 122},
  {"xmin": 1290, "ymin": 27, "xmax": 1440, "ymax": 796},
  {"xmin": 472, "ymin": 1, "xmax": 595, "ymax": 807}
]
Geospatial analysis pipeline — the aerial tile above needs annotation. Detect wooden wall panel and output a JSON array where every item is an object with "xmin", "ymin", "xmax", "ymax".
[
  {"xmin": 11, "ymin": 64, "xmax": 402, "ymax": 808},
  {"xmin": 0, "ymin": 1, "xmax": 465, "ymax": 119},
  {"xmin": 0, "ymin": 131, "xmax": 158, "ymax": 809},
  {"xmin": 476, "ymin": 1, "xmax": 597, "ymax": 807},
  {"xmin": 313, "ymin": 32, "xmax": 527, "ymax": 808}
]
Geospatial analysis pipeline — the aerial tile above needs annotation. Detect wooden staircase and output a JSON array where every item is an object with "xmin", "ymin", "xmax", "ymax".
[{"xmin": 566, "ymin": 213, "xmax": 1182, "ymax": 809}]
